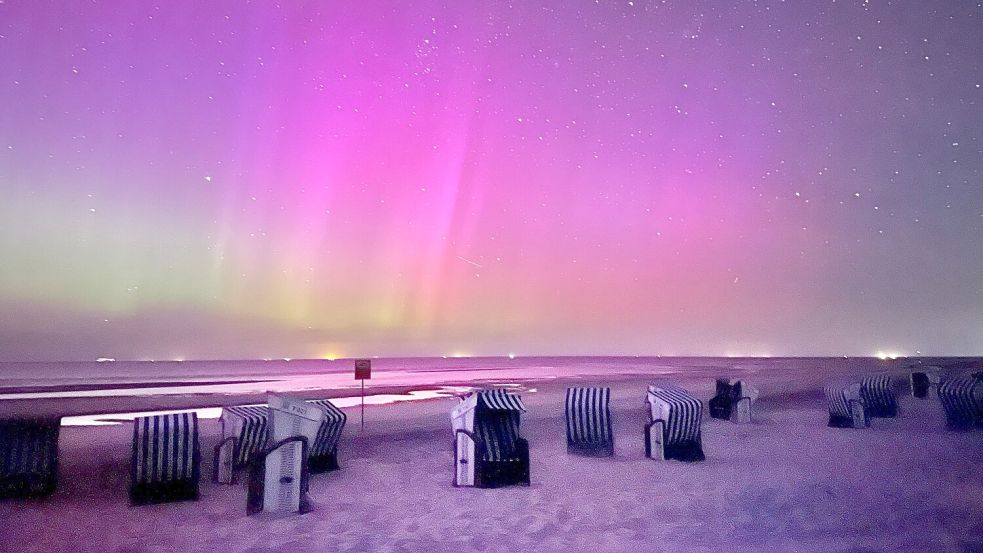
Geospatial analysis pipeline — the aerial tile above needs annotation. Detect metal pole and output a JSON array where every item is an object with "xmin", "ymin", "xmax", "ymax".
[{"xmin": 360, "ymin": 379, "xmax": 365, "ymax": 430}]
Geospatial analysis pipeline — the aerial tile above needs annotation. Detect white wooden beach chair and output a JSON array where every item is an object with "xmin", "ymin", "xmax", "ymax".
[
  {"xmin": 451, "ymin": 390, "xmax": 530, "ymax": 488},
  {"xmin": 645, "ymin": 384, "xmax": 705, "ymax": 462},
  {"xmin": 130, "ymin": 412, "xmax": 200, "ymax": 505},
  {"xmin": 0, "ymin": 417, "xmax": 61, "ymax": 499},
  {"xmin": 247, "ymin": 395, "xmax": 323, "ymax": 515},
  {"xmin": 565, "ymin": 387, "xmax": 614, "ymax": 456}
]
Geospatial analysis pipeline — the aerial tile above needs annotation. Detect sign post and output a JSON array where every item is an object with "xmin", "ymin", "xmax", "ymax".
[{"xmin": 354, "ymin": 359, "xmax": 371, "ymax": 430}]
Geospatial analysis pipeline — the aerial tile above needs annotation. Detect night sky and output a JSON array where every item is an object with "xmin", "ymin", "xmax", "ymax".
[{"xmin": 0, "ymin": 1, "xmax": 981, "ymax": 361}]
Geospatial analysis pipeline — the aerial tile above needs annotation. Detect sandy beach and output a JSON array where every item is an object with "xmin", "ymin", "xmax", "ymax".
[{"xmin": 2, "ymin": 364, "xmax": 981, "ymax": 553}]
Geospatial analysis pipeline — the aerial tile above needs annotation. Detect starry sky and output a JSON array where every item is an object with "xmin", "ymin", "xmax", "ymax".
[{"xmin": 0, "ymin": 1, "xmax": 981, "ymax": 361}]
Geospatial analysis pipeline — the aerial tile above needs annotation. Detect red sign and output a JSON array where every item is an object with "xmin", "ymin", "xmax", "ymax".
[{"xmin": 354, "ymin": 359, "xmax": 371, "ymax": 380}]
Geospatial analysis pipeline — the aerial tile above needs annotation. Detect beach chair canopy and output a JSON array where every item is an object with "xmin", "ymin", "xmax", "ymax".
[
  {"xmin": 644, "ymin": 384, "xmax": 705, "ymax": 462},
  {"xmin": 860, "ymin": 375, "xmax": 898, "ymax": 418},
  {"xmin": 938, "ymin": 375, "xmax": 983, "ymax": 430},
  {"xmin": 646, "ymin": 384, "xmax": 703, "ymax": 444},
  {"xmin": 307, "ymin": 399, "xmax": 347, "ymax": 459},
  {"xmin": 221, "ymin": 405, "xmax": 269, "ymax": 467},
  {"xmin": 477, "ymin": 389, "xmax": 527, "ymax": 412},
  {"xmin": 824, "ymin": 382, "xmax": 870, "ymax": 428},
  {"xmin": 825, "ymin": 383, "xmax": 863, "ymax": 418}
]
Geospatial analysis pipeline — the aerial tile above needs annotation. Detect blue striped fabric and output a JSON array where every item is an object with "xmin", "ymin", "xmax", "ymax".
[
  {"xmin": 222, "ymin": 405, "xmax": 269, "ymax": 467},
  {"xmin": 474, "ymin": 390, "xmax": 526, "ymax": 461},
  {"xmin": 565, "ymin": 387, "xmax": 613, "ymax": 450},
  {"xmin": 0, "ymin": 418, "xmax": 60, "ymax": 497},
  {"xmin": 939, "ymin": 376, "xmax": 983, "ymax": 430},
  {"xmin": 307, "ymin": 399, "xmax": 347, "ymax": 457},
  {"xmin": 647, "ymin": 385, "xmax": 703, "ymax": 447},
  {"xmin": 476, "ymin": 411, "xmax": 522, "ymax": 462},
  {"xmin": 477, "ymin": 389, "xmax": 527, "ymax": 412},
  {"xmin": 131, "ymin": 413, "xmax": 199, "ymax": 485},
  {"xmin": 824, "ymin": 386, "xmax": 855, "ymax": 419},
  {"xmin": 223, "ymin": 399, "xmax": 346, "ymax": 467},
  {"xmin": 860, "ymin": 375, "xmax": 897, "ymax": 417}
]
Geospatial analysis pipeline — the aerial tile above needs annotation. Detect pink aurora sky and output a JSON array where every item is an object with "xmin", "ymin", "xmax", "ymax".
[{"xmin": 0, "ymin": 1, "xmax": 981, "ymax": 360}]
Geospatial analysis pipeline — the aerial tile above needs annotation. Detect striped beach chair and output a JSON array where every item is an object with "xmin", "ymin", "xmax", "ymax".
[
  {"xmin": 645, "ymin": 384, "xmax": 705, "ymax": 462},
  {"xmin": 860, "ymin": 375, "xmax": 898, "ymax": 418},
  {"xmin": 938, "ymin": 375, "xmax": 983, "ymax": 431},
  {"xmin": 565, "ymin": 387, "xmax": 614, "ymax": 456},
  {"xmin": 307, "ymin": 399, "xmax": 347, "ymax": 473},
  {"xmin": 220, "ymin": 399, "xmax": 347, "ymax": 474},
  {"xmin": 220, "ymin": 405, "xmax": 269, "ymax": 469},
  {"xmin": 130, "ymin": 412, "xmax": 200, "ymax": 505},
  {"xmin": 910, "ymin": 367, "xmax": 941, "ymax": 399},
  {"xmin": 451, "ymin": 390, "xmax": 530, "ymax": 488},
  {"xmin": 0, "ymin": 418, "xmax": 61, "ymax": 499},
  {"xmin": 709, "ymin": 379, "xmax": 759, "ymax": 423},
  {"xmin": 825, "ymin": 383, "xmax": 868, "ymax": 429}
]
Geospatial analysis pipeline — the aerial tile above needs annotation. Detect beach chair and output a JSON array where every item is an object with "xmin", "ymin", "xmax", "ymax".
[
  {"xmin": 645, "ymin": 384, "xmax": 705, "ymax": 462},
  {"xmin": 130, "ymin": 412, "xmax": 200, "ymax": 505},
  {"xmin": 859, "ymin": 375, "xmax": 898, "ymax": 418},
  {"xmin": 247, "ymin": 395, "xmax": 323, "ymax": 515},
  {"xmin": 565, "ymin": 387, "xmax": 614, "ymax": 456},
  {"xmin": 910, "ymin": 367, "xmax": 941, "ymax": 399},
  {"xmin": 824, "ymin": 383, "xmax": 868, "ymax": 429},
  {"xmin": 219, "ymin": 405, "xmax": 269, "ymax": 470},
  {"xmin": 307, "ymin": 399, "xmax": 347, "ymax": 473},
  {"xmin": 709, "ymin": 379, "xmax": 759, "ymax": 423},
  {"xmin": 938, "ymin": 375, "xmax": 983, "ymax": 431},
  {"xmin": 451, "ymin": 390, "xmax": 530, "ymax": 488},
  {"xmin": 219, "ymin": 398, "xmax": 346, "ymax": 475},
  {"xmin": 0, "ymin": 418, "xmax": 61, "ymax": 499}
]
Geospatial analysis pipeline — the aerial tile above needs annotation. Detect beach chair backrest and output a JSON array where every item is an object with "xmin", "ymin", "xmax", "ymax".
[
  {"xmin": 132, "ymin": 413, "xmax": 199, "ymax": 484},
  {"xmin": 565, "ymin": 387, "xmax": 613, "ymax": 446}
]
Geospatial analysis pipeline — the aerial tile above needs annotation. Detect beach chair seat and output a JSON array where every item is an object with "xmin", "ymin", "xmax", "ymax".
[
  {"xmin": 825, "ymin": 383, "xmax": 868, "ymax": 429},
  {"xmin": 938, "ymin": 375, "xmax": 983, "ymax": 431},
  {"xmin": 0, "ymin": 418, "xmax": 61, "ymax": 499},
  {"xmin": 307, "ymin": 399, "xmax": 347, "ymax": 473},
  {"xmin": 645, "ymin": 384, "xmax": 705, "ymax": 462},
  {"xmin": 130, "ymin": 412, "xmax": 200, "ymax": 505},
  {"xmin": 565, "ymin": 387, "xmax": 614, "ymax": 456},
  {"xmin": 860, "ymin": 375, "xmax": 898, "ymax": 418},
  {"xmin": 452, "ymin": 390, "xmax": 529, "ymax": 488},
  {"xmin": 709, "ymin": 379, "xmax": 759, "ymax": 423}
]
